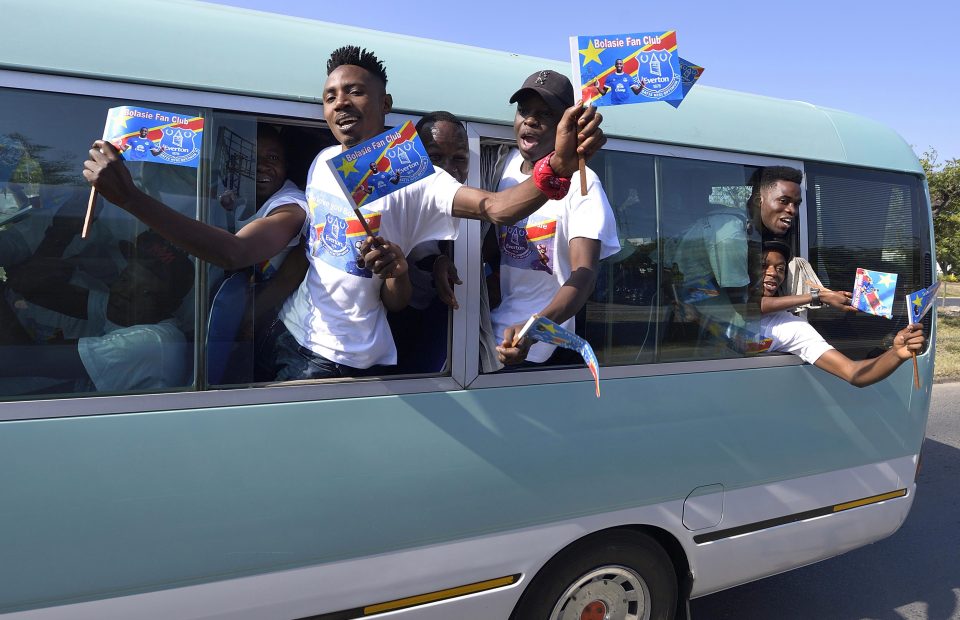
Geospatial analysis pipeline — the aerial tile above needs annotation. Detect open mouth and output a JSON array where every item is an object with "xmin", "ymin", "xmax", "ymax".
[
  {"xmin": 777, "ymin": 216, "xmax": 794, "ymax": 230},
  {"xmin": 519, "ymin": 132, "xmax": 540, "ymax": 151},
  {"xmin": 335, "ymin": 114, "xmax": 359, "ymax": 132},
  {"xmin": 762, "ymin": 278, "xmax": 780, "ymax": 294}
]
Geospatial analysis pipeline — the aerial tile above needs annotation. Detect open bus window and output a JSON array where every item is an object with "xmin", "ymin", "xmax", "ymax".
[
  {"xmin": 203, "ymin": 117, "xmax": 337, "ymax": 386},
  {"xmin": 805, "ymin": 164, "xmax": 931, "ymax": 359},
  {"xmin": 0, "ymin": 89, "xmax": 198, "ymax": 398}
]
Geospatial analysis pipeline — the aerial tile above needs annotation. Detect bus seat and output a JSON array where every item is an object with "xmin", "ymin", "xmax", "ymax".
[{"xmin": 205, "ymin": 271, "xmax": 253, "ymax": 385}]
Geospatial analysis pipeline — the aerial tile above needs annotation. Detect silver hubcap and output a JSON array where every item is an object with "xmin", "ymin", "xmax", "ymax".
[{"xmin": 549, "ymin": 565, "xmax": 651, "ymax": 620}]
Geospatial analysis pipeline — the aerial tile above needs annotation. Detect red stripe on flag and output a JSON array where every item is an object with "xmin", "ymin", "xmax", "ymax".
[{"xmin": 388, "ymin": 121, "xmax": 417, "ymax": 148}]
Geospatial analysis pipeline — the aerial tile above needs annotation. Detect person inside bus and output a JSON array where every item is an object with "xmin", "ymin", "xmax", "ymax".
[
  {"xmin": 758, "ymin": 239, "xmax": 924, "ymax": 387},
  {"xmin": 748, "ymin": 165, "xmax": 855, "ymax": 315},
  {"xmin": 387, "ymin": 111, "xmax": 467, "ymax": 374},
  {"xmin": 82, "ymin": 46, "xmax": 606, "ymax": 381},
  {"xmin": 0, "ymin": 229, "xmax": 193, "ymax": 393},
  {"xmin": 492, "ymin": 70, "xmax": 620, "ymax": 367}
]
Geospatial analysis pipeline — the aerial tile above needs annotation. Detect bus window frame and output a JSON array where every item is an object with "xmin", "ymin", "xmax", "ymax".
[
  {"xmin": 5, "ymin": 72, "xmax": 898, "ymax": 421},
  {"xmin": 463, "ymin": 123, "xmax": 810, "ymax": 390}
]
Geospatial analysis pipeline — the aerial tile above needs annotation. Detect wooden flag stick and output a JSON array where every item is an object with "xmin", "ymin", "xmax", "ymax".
[
  {"xmin": 578, "ymin": 99, "xmax": 588, "ymax": 196},
  {"xmin": 352, "ymin": 205, "xmax": 374, "ymax": 238},
  {"xmin": 912, "ymin": 352, "xmax": 920, "ymax": 389},
  {"xmin": 81, "ymin": 187, "xmax": 97, "ymax": 239}
]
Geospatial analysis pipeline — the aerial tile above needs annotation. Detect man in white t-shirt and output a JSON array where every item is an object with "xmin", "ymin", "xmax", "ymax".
[
  {"xmin": 492, "ymin": 70, "xmax": 620, "ymax": 366},
  {"xmin": 759, "ymin": 240, "xmax": 924, "ymax": 387},
  {"xmin": 83, "ymin": 46, "xmax": 606, "ymax": 380}
]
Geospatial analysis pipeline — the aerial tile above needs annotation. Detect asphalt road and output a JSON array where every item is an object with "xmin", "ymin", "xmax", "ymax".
[{"xmin": 689, "ymin": 382, "xmax": 960, "ymax": 620}]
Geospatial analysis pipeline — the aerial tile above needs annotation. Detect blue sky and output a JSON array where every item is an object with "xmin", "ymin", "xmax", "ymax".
[{"xmin": 206, "ymin": 0, "xmax": 959, "ymax": 163}]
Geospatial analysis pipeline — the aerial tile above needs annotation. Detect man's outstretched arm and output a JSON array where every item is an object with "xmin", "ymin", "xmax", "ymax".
[
  {"xmin": 814, "ymin": 324, "xmax": 925, "ymax": 387},
  {"xmin": 451, "ymin": 104, "xmax": 605, "ymax": 225},
  {"xmin": 83, "ymin": 141, "xmax": 305, "ymax": 270}
]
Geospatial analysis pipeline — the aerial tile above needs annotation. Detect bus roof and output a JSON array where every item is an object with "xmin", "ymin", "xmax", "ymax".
[{"xmin": 3, "ymin": 0, "xmax": 922, "ymax": 175}]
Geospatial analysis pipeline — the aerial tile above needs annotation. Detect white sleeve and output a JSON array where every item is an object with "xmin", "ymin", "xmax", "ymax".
[
  {"xmin": 567, "ymin": 170, "xmax": 620, "ymax": 260},
  {"xmin": 769, "ymin": 314, "xmax": 835, "ymax": 365},
  {"xmin": 389, "ymin": 169, "xmax": 461, "ymax": 252},
  {"xmin": 78, "ymin": 323, "xmax": 190, "ymax": 392}
]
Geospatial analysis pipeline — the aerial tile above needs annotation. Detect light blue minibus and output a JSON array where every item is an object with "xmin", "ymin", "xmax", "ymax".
[{"xmin": 0, "ymin": 1, "xmax": 936, "ymax": 618}]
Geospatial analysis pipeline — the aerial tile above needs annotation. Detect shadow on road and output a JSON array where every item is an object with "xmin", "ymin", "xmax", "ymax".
[{"xmin": 690, "ymin": 437, "xmax": 960, "ymax": 619}]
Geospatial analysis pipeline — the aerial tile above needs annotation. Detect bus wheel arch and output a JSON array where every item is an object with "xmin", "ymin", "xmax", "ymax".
[{"xmin": 509, "ymin": 526, "xmax": 690, "ymax": 620}]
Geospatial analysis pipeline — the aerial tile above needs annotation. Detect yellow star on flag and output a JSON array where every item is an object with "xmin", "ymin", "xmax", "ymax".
[
  {"xmin": 336, "ymin": 157, "xmax": 359, "ymax": 177},
  {"xmin": 913, "ymin": 296, "xmax": 922, "ymax": 308},
  {"xmin": 579, "ymin": 40, "xmax": 604, "ymax": 67},
  {"xmin": 878, "ymin": 273, "xmax": 895, "ymax": 287}
]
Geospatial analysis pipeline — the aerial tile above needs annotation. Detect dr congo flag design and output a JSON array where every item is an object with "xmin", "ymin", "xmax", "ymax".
[
  {"xmin": 327, "ymin": 121, "xmax": 435, "ymax": 211},
  {"xmin": 570, "ymin": 31, "xmax": 684, "ymax": 106},
  {"xmin": 905, "ymin": 281, "xmax": 941, "ymax": 325},
  {"xmin": 515, "ymin": 315, "xmax": 602, "ymax": 398},
  {"xmin": 102, "ymin": 106, "xmax": 204, "ymax": 167}
]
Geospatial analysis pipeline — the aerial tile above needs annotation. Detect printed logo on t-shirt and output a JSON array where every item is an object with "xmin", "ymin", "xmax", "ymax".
[
  {"xmin": 306, "ymin": 188, "xmax": 381, "ymax": 278},
  {"xmin": 500, "ymin": 217, "xmax": 557, "ymax": 275}
]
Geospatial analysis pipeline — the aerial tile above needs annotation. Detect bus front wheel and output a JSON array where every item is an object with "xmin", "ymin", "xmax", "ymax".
[{"xmin": 510, "ymin": 530, "xmax": 677, "ymax": 620}]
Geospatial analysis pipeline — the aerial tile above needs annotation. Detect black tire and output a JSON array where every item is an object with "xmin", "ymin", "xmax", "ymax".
[{"xmin": 510, "ymin": 530, "xmax": 677, "ymax": 620}]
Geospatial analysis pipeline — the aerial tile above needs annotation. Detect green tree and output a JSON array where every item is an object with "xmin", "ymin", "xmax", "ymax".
[{"xmin": 920, "ymin": 150, "xmax": 960, "ymax": 275}]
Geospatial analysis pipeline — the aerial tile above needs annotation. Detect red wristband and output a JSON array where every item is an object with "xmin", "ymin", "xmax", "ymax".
[{"xmin": 532, "ymin": 152, "xmax": 571, "ymax": 201}]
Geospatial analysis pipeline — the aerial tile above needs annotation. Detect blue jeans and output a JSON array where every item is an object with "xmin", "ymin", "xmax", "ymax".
[{"xmin": 256, "ymin": 319, "xmax": 389, "ymax": 381}]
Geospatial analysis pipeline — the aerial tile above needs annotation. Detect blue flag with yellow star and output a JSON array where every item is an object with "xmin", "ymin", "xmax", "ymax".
[
  {"xmin": 102, "ymin": 106, "xmax": 204, "ymax": 167},
  {"xmin": 327, "ymin": 121, "xmax": 435, "ymax": 211},
  {"xmin": 516, "ymin": 315, "xmax": 601, "ymax": 398},
  {"xmin": 852, "ymin": 268, "xmax": 898, "ymax": 319},
  {"xmin": 905, "ymin": 281, "xmax": 941, "ymax": 325},
  {"xmin": 569, "ymin": 31, "xmax": 684, "ymax": 107}
]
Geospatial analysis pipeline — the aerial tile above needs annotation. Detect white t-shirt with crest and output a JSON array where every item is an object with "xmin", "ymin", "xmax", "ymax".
[{"xmin": 279, "ymin": 146, "xmax": 461, "ymax": 368}]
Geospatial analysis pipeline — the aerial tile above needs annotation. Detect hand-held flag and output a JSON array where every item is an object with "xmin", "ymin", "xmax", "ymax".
[
  {"xmin": 326, "ymin": 121, "xmax": 435, "ymax": 237},
  {"xmin": 83, "ymin": 105, "xmax": 204, "ymax": 238},
  {"xmin": 905, "ymin": 281, "xmax": 940, "ymax": 325},
  {"xmin": 905, "ymin": 280, "xmax": 940, "ymax": 389},
  {"xmin": 569, "ymin": 31, "xmax": 683, "ymax": 108},
  {"xmin": 851, "ymin": 268, "xmax": 898, "ymax": 319},
  {"xmin": 515, "ymin": 314, "xmax": 602, "ymax": 397}
]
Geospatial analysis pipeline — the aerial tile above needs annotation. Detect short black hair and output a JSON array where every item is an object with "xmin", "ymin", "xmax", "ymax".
[
  {"xmin": 748, "ymin": 166, "xmax": 803, "ymax": 209},
  {"xmin": 762, "ymin": 239, "xmax": 793, "ymax": 262},
  {"xmin": 327, "ymin": 46, "xmax": 388, "ymax": 86},
  {"xmin": 416, "ymin": 111, "xmax": 466, "ymax": 135}
]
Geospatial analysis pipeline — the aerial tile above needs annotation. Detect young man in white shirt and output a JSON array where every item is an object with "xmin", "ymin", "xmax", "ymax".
[
  {"xmin": 83, "ymin": 47, "xmax": 606, "ymax": 380},
  {"xmin": 759, "ymin": 240, "xmax": 924, "ymax": 387},
  {"xmin": 492, "ymin": 70, "xmax": 620, "ymax": 367}
]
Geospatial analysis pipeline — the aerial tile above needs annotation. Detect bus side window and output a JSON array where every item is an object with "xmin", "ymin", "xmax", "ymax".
[
  {"xmin": 656, "ymin": 158, "xmax": 760, "ymax": 363},
  {"xmin": 0, "ymin": 89, "xmax": 198, "ymax": 398},
  {"xmin": 203, "ymin": 117, "xmax": 335, "ymax": 386},
  {"xmin": 583, "ymin": 150, "xmax": 658, "ymax": 365},
  {"xmin": 805, "ymin": 164, "xmax": 931, "ymax": 358}
]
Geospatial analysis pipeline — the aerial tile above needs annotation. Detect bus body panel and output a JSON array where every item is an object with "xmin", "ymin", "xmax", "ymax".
[
  {"xmin": 0, "ymin": 359, "xmax": 929, "ymax": 613},
  {"xmin": 0, "ymin": 456, "xmax": 915, "ymax": 618}
]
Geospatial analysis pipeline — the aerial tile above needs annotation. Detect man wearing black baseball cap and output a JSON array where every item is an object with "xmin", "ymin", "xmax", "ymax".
[{"xmin": 493, "ymin": 70, "xmax": 621, "ymax": 367}]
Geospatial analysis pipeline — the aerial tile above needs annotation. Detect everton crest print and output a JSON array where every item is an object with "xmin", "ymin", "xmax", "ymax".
[
  {"xmin": 307, "ymin": 188, "xmax": 381, "ymax": 277},
  {"xmin": 500, "ymin": 217, "xmax": 557, "ymax": 275}
]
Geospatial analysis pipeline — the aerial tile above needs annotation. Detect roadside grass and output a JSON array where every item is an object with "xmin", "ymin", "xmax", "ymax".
[
  {"xmin": 935, "ymin": 311, "xmax": 960, "ymax": 383},
  {"xmin": 943, "ymin": 281, "xmax": 960, "ymax": 297}
]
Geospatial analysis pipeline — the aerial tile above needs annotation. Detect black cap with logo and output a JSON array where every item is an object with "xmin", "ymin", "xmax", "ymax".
[{"xmin": 509, "ymin": 70, "xmax": 575, "ymax": 113}]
